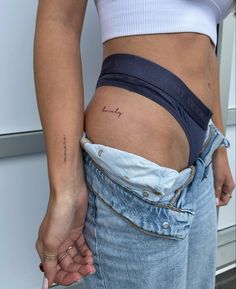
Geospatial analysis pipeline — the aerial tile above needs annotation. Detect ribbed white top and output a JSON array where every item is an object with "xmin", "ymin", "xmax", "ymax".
[{"xmin": 94, "ymin": 0, "xmax": 235, "ymax": 47}]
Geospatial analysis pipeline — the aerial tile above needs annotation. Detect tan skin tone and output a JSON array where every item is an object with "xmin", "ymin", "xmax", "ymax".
[
  {"xmin": 86, "ymin": 32, "xmax": 214, "ymax": 171},
  {"xmin": 34, "ymin": 0, "xmax": 235, "ymax": 287}
]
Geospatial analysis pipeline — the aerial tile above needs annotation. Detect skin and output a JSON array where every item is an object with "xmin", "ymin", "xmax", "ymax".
[{"xmin": 33, "ymin": 0, "xmax": 235, "ymax": 287}]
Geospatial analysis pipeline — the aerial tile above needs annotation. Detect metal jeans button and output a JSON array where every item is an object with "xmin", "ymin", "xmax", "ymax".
[
  {"xmin": 143, "ymin": 191, "xmax": 150, "ymax": 197},
  {"xmin": 162, "ymin": 222, "xmax": 170, "ymax": 229},
  {"xmin": 98, "ymin": 149, "xmax": 103, "ymax": 157}
]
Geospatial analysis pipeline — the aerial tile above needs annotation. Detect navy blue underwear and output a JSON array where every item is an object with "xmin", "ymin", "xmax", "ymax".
[{"xmin": 95, "ymin": 53, "xmax": 213, "ymax": 166}]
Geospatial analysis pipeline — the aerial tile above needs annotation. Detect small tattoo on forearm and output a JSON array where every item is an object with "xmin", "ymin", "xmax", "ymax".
[
  {"xmin": 101, "ymin": 105, "xmax": 124, "ymax": 118},
  {"xmin": 63, "ymin": 134, "xmax": 67, "ymax": 162}
]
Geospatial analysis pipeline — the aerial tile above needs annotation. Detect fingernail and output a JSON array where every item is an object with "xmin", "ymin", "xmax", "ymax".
[
  {"xmin": 216, "ymin": 198, "xmax": 220, "ymax": 205},
  {"xmin": 89, "ymin": 269, "xmax": 96, "ymax": 275},
  {"xmin": 42, "ymin": 277, "xmax": 48, "ymax": 289},
  {"xmin": 73, "ymin": 278, "xmax": 83, "ymax": 285}
]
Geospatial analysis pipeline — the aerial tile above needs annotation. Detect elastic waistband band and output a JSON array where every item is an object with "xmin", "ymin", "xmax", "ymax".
[{"xmin": 97, "ymin": 53, "xmax": 213, "ymax": 130}]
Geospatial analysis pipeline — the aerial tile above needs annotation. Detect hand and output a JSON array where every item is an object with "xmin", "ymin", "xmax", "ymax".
[
  {"xmin": 212, "ymin": 147, "xmax": 235, "ymax": 207},
  {"xmin": 35, "ymin": 184, "xmax": 95, "ymax": 287}
]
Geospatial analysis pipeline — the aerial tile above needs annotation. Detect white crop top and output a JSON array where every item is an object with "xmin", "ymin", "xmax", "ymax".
[{"xmin": 94, "ymin": 0, "xmax": 235, "ymax": 47}]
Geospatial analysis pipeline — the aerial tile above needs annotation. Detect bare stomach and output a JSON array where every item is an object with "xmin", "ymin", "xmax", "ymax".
[{"xmin": 84, "ymin": 32, "xmax": 215, "ymax": 172}]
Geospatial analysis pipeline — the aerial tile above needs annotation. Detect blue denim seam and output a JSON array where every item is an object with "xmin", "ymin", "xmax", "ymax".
[
  {"xmin": 94, "ymin": 194, "xmax": 108, "ymax": 289},
  {"xmin": 88, "ymin": 184, "xmax": 187, "ymax": 240},
  {"xmin": 91, "ymin": 192, "xmax": 107, "ymax": 289}
]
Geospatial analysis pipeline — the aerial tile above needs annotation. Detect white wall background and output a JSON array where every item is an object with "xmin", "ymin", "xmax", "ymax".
[
  {"xmin": 0, "ymin": 153, "xmax": 48, "ymax": 289},
  {"xmin": 0, "ymin": 1, "xmax": 40, "ymax": 134},
  {"xmin": 228, "ymin": 30, "xmax": 235, "ymax": 109},
  {"xmin": 0, "ymin": 0, "xmax": 102, "ymax": 135}
]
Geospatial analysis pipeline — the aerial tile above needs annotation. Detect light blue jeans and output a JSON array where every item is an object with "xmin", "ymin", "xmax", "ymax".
[{"xmin": 80, "ymin": 119, "xmax": 230, "ymax": 289}]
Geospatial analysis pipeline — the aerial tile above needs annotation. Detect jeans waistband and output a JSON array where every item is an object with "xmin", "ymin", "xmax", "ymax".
[
  {"xmin": 80, "ymin": 119, "xmax": 230, "ymax": 200},
  {"xmin": 80, "ymin": 139, "xmax": 196, "ymax": 202}
]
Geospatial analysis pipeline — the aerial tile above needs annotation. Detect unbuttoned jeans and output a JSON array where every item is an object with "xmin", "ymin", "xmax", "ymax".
[{"xmin": 80, "ymin": 119, "xmax": 230, "ymax": 289}]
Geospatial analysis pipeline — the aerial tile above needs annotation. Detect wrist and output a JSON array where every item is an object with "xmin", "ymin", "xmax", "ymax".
[
  {"xmin": 49, "ymin": 186, "xmax": 88, "ymax": 209},
  {"xmin": 49, "ymin": 177, "xmax": 88, "ymax": 200},
  {"xmin": 48, "ymin": 161, "xmax": 87, "ymax": 196},
  {"xmin": 213, "ymin": 147, "xmax": 229, "ymax": 166}
]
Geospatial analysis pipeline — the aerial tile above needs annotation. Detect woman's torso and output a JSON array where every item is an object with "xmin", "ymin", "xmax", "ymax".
[{"xmin": 84, "ymin": 33, "xmax": 216, "ymax": 172}]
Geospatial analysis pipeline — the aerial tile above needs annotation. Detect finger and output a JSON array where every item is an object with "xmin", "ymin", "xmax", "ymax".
[
  {"xmin": 73, "ymin": 254, "xmax": 94, "ymax": 265},
  {"xmin": 214, "ymin": 184, "xmax": 223, "ymax": 199},
  {"xmin": 220, "ymin": 193, "xmax": 231, "ymax": 203},
  {"xmin": 216, "ymin": 190, "xmax": 232, "ymax": 207},
  {"xmin": 222, "ymin": 181, "xmax": 235, "ymax": 196},
  {"xmin": 36, "ymin": 242, "xmax": 58, "ymax": 286},
  {"xmin": 75, "ymin": 235, "xmax": 93, "ymax": 257},
  {"xmin": 57, "ymin": 242, "xmax": 83, "ymax": 272},
  {"xmin": 77, "ymin": 263, "xmax": 96, "ymax": 276},
  {"xmin": 58, "ymin": 252, "xmax": 84, "ymax": 272},
  {"xmin": 216, "ymin": 198, "xmax": 229, "ymax": 207},
  {"xmin": 58, "ymin": 257, "xmax": 95, "ymax": 279},
  {"xmin": 43, "ymin": 260, "xmax": 58, "ymax": 287},
  {"xmin": 58, "ymin": 253, "xmax": 94, "ymax": 273},
  {"xmin": 55, "ymin": 270, "xmax": 82, "ymax": 286}
]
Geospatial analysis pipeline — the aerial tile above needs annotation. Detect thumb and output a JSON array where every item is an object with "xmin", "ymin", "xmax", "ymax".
[
  {"xmin": 43, "ymin": 260, "xmax": 58, "ymax": 288},
  {"xmin": 214, "ymin": 179, "xmax": 223, "ymax": 199},
  {"xmin": 42, "ymin": 277, "xmax": 48, "ymax": 289}
]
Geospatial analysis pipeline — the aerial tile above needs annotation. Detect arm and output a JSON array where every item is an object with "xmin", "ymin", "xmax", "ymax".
[
  {"xmin": 34, "ymin": 0, "xmax": 95, "ymax": 287},
  {"xmin": 210, "ymin": 48, "xmax": 235, "ymax": 206},
  {"xmin": 34, "ymin": 0, "xmax": 87, "ymax": 196}
]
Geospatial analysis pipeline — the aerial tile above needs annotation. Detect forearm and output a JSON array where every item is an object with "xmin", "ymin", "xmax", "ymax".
[{"xmin": 34, "ymin": 15, "xmax": 85, "ymax": 195}]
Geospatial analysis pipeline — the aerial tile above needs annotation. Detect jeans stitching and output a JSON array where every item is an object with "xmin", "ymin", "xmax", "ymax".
[
  {"xmin": 92, "ymin": 193, "xmax": 108, "ymax": 289},
  {"xmin": 85, "ymin": 177, "xmax": 194, "ymax": 241},
  {"xmin": 92, "ymin": 185, "xmax": 186, "ymax": 240}
]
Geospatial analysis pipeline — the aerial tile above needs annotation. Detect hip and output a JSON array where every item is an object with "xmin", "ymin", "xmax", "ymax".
[
  {"xmin": 80, "ymin": 118, "xmax": 230, "ymax": 240},
  {"xmin": 84, "ymin": 53, "xmax": 213, "ymax": 170}
]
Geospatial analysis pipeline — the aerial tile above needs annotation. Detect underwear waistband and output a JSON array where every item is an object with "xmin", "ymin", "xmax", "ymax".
[{"xmin": 97, "ymin": 53, "xmax": 213, "ymax": 130}]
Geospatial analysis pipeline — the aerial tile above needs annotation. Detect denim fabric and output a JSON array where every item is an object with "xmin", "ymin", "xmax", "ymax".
[{"xmin": 80, "ymin": 119, "xmax": 230, "ymax": 289}]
